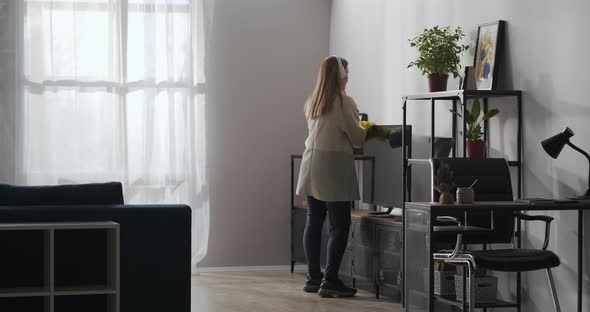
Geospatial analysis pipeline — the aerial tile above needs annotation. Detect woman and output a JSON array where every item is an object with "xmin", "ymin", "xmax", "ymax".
[{"xmin": 296, "ymin": 56, "xmax": 366, "ymax": 298}]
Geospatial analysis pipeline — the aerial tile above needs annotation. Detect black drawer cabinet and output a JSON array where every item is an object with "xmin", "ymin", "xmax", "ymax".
[
  {"xmin": 377, "ymin": 224, "xmax": 402, "ymax": 252},
  {"xmin": 290, "ymin": 207, "xmax": 402, "ymax": 303},
  {"xmin": 351, "ymin": 220, "xmax": 375, "ymax": 292},
  {"xmin": 376, "ymin": 224, "xmax": 402, "ymax": 301},
  {"xmin": 352, "ymin": 219, "xmax": 374, "ymax": 246}
]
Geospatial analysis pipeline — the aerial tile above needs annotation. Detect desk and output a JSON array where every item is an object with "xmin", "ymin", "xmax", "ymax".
[{"xmin": 403, "ymin": 201, "xmax": 588, "ymax": 312}]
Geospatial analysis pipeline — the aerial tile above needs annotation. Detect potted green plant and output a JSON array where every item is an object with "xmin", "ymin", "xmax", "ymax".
[
  {"xmin": 451, "ymin": 98, "xmax": 500, "ymax": 158},
  {"xmin": 408, "ymin": 26, "xmax": 469, "ymax": 92},
  {"xmin": 434, "ymin": 162, "xmax": 456, "ymax": 204}
]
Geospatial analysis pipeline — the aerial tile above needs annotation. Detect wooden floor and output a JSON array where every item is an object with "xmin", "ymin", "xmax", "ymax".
[{"xmin": 191, "ymin": 271, "xmax": 402, "ymax": 312}]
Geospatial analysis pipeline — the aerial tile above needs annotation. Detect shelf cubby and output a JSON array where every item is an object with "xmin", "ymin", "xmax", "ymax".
[
  {"xmin": 0, "ymin": 230, "xmax": 48, "ymax": 290},
  {"xmin": 0, "ymin": 222, "xmax": 119, "ymax": 312},
  {"xmin": 435, "ymin": 295, "xmax": 518, "ymax": 309},
  {"xmin": 0, "ymin": 296, "xmax": 49, "ymax": 312},
  {"xmin": 54, "ymin": 229, "xmax": 108, "ymax": 287},
  {"xmin": 54, "ymin": 294, "xmax": 115, "ymax": 312}
]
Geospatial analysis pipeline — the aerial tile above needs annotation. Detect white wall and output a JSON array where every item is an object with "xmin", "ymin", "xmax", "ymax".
[
  {"xmin": 0, "ymin": 0, "xmax": 17, "ymax": 183},
  {"xmin": 330, "ymin": 0, "xmax": 590, "ymax": 311},
  {"xmin": 200, "ymin": 0, "xmax": 332, "ymax": 267}
]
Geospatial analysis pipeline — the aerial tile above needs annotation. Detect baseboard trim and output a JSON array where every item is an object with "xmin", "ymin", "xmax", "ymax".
[{"xmin": 194, "ymin": 265, "xmax": 307, "ymax": 274}]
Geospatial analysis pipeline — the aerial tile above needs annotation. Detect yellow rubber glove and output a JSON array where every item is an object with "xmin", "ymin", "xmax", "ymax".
[
  {"xmin": 362, "ymin": 121, "xmax": 392, "ymax": 142},
  {"xmin": 359, "ymin": 120, "xmax": 374, "ymax": 130}
]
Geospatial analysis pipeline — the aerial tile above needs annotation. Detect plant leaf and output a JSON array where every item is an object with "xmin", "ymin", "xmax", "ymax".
[
  {"xmin": 482, "ymin": 109, "xmax": 500, "ymax": 121},
  {"xmin": 471, "ymin": 98, "xmax": 480, "ymax": 123},
  {"xmin": 434, "ymin": 162, "xmax": 456, "ymax": 194},
  {"xmin": 464, "ymin": 108, "xmax": 474, "ymax": 124},
  {"xmin": 407, "ymin": 26, "xmax": 467, "ymax": 78}
]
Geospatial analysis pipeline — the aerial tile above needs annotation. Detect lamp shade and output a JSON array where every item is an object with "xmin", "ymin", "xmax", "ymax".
[{"xmin": 541, "ymin": 127, "xmax": 574, "ymax": 159}]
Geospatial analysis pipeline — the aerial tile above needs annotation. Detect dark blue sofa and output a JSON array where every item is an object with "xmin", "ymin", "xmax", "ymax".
[{"xmin": 0, "ymin": 182, "xmax": 191, "ymax": 312}]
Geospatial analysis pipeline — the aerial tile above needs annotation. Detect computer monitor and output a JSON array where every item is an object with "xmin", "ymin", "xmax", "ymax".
[
  {"xmin": 361, "ymin": 125, "xmax": 411, "ymax": 210},
  {"xmin": 361, "ymin": 126, "xmax": 454, "ymax": 211}
]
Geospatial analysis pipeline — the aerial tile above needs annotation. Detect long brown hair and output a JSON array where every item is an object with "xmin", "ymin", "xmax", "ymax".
[{"xmin": 305, "ymin": 56, "xmax": 348, "ymax": 119}]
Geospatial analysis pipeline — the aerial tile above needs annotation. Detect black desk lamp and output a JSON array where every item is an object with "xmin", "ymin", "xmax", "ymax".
[{"xmin": 541, "ymin": 127, "xmax": 590, "ymax": 199}]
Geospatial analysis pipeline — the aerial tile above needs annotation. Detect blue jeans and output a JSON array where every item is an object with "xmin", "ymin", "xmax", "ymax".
[{"xmin": 303, "ymin": 196, "xmax": 351, "ymax": 281}]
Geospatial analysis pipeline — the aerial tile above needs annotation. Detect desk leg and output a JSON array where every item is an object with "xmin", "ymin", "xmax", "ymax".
[
  {"xmin": 517, "ymin": 219, "xmax": 522, "ymax": 312},
  {"xmin": 578, "ymin": 209, "xmax": 583, "ymax": 312}
]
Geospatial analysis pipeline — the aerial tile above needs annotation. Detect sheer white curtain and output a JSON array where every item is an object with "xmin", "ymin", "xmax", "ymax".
[{"xmin": 18, "ymin": 0, "xmax": 209, "ymax": 267}]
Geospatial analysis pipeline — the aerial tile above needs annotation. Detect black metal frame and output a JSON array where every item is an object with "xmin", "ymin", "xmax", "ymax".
[{"xmin": 401, "ymin": 89, "xmax": 523, "ymax": 310}]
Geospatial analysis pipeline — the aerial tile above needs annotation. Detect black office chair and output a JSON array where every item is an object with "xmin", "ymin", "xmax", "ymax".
[{"xmin": 429, "ymin": 158, "xmax": 561, "ymax": 312}]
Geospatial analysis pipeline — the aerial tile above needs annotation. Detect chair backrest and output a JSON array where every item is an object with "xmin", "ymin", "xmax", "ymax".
[{"xmin": 430, "ymin": 158, "xmax": 514, "ymax": 244}]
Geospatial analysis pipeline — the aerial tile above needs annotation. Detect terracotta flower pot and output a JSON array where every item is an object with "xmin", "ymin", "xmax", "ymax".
[
  {"xmin": 428, "ymin": 74, "xmax": 449, "ymax": 92},
  {"xmin": 466, "ymin": 140, "xmax": 486, "ymax": 158},
  {"xmin": 439, "ymin": 192, "xmax": 454, "ymax": 204}
]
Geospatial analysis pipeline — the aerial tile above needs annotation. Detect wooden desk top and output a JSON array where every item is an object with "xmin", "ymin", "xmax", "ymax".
[
  {"xmin": 293, "ymin": 205, "xmax": 402, "ymax": 226},
  {"xmin": 406, "ymin": 200, "xmax": 590, "ymax": 211}
]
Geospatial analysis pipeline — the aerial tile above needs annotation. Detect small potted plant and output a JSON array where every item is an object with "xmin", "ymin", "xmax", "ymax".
[
  {"xmin": 434, "ymin": 162, "xmax": 456, "ymax": 204},
  {"xmin": 451, "ymin": 98, "xmax": 500, "ymax": 158},
  {"xmin": 408, "ymin": 26, "xmax": 469, "ymax": 92}
]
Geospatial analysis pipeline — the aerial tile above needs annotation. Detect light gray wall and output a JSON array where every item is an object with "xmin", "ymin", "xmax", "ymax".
[
  {"xmin": 330, "ymin": 0, "xmax": 590, "ymax": 311},
  {"xmin": 201, "ymin": 0, "xmax": 332, "ymax": 267},
  {"xmin": 0, "ymin": 0, "xmax": 17, "ymax": 183}
]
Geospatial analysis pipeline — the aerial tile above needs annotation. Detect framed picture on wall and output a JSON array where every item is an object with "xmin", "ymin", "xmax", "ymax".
[{"xmin": 473, "ymin": 20, "xmax": 505, "ymax": 90}]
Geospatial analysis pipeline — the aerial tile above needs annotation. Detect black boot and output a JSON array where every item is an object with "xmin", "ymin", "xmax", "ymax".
[
  {"xmin": 303, "ymin": 273, "xmax": 323, "ymax": 293},
  {"xmin": 317, "ymin": 279, "xmax": 357, "ymax": 298}
]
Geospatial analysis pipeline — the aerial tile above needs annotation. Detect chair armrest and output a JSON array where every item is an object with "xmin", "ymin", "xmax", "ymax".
[
  {"xmin": 434, "ymin": 216, "xmax": 495, "ymax": 260},
  {"xmin": 434, "ymin": 216, "xmax": 466, "ymax": 259},
  {"xmin": 514, "ymin": 212, "xmax": 553, "ymax": 250},
  {"xmin": 433, "ymin": 225, "xmax": 492, "ymax": 234},
  {"xmin": 436, "ymin": 216, "xmax": 462, "ymax": 225},
  {"xmin": 435, "ymin": 216, "xmax": 492, "ymax": 233},
  {"xmin": 514, "ymin": 212, "xmax": 554, "ymax": 223}
]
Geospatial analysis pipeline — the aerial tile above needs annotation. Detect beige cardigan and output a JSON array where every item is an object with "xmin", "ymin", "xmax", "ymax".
[{"xmin": 296, "ymin": 94, "xmax": 366, "ymax": 202}]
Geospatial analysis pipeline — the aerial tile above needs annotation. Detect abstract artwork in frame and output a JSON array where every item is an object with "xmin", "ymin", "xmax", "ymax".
[{"xmin": 474, "ymin": 20, "xmax": 505, "ymax": 90}]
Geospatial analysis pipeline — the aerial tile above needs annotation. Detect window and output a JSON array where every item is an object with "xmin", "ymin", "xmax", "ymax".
[
  {"xmin": 21, "ymin": 0, "xmax": 209, "ymax": 266},
  {"xmin": 20, "ymin": 0, "xmax": 205, "ymax": 190}
]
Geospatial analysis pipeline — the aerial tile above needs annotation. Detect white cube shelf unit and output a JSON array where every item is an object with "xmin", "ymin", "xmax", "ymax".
[{"xmin": 0, "ymin": 222, "xmax": 120, "ymax": 312}]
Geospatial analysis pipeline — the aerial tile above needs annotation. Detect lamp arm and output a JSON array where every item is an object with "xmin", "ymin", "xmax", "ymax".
[{"xmin": 567, "ymin": 141, "xmax": 590, "ymax": 192}]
